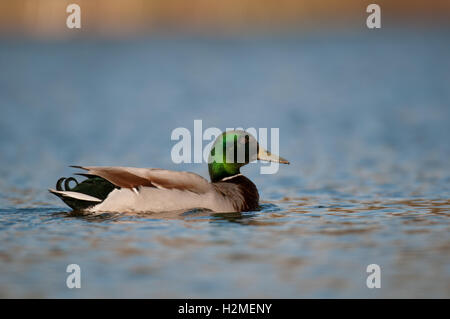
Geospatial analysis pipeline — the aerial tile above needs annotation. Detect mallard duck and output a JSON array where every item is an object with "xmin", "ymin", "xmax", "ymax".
[{"xmin": 49, "ymin": 130, "xmax": 289, "ymax": 213}]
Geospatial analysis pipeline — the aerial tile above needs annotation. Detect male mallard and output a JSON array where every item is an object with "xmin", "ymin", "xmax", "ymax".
[{"xmin": 49, "ymin": 130, "xmax": 289, "ymax": 213}]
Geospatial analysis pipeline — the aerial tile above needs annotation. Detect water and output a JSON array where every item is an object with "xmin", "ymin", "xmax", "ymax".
[{"xmin": 0, "ymin": 30, "xmax": 449, "ymax": 298}]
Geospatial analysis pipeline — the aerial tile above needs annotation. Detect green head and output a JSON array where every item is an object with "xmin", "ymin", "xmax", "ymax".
[{"xmin": 208, "ymin": 130, "xmax": 289, "ymax": 182}]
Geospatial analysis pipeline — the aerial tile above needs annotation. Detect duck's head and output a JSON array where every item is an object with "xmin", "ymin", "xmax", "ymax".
[{"xmin": 208, "ymin": 130, "xmax": 289, "ymax": 182}]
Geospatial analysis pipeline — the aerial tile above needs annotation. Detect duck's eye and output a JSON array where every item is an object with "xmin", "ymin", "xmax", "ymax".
[{"xmin": 239, "ymin": 135, "xmax": 249, "ymax": 144}]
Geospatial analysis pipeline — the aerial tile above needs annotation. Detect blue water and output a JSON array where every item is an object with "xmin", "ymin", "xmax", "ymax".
[{"xmin": 0, "ymin": 30, "xmax": 449, "ymax": 298}]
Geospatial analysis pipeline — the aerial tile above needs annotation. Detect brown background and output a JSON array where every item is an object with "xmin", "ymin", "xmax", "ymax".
[{"xmin": 1, "ymin": 0, "xmax": 449, "ymax": 38}]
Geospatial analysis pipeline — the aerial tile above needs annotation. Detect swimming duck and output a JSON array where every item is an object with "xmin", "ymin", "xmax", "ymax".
[{"xmin": 49, "ymin": 130, "xmax": 289, "ymax": 213}]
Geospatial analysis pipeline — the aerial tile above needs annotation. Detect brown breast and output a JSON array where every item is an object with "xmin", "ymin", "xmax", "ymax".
[{"xmin": 212, "ymin": 175, "xmax": 259, "ymax": 212}]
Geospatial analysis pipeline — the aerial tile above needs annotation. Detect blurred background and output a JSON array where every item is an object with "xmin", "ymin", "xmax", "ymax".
[
  {"xmin": 0, "ymin": 0, "xmax": 449, "ymax": 298},
  {"xmin": 0, "ymin": 0, "xmax": 450, "ymax": 37}
]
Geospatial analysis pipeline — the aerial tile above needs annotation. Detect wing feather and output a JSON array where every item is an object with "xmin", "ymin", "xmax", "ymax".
[{"xmin": 71, "ymin": 166, "xmax": 211, "ymax": 194}]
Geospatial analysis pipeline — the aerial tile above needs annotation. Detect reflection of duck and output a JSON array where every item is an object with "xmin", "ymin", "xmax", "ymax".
[{"xmin": 49, "ymin": 130, "xmax": 289, "ymax": 213}]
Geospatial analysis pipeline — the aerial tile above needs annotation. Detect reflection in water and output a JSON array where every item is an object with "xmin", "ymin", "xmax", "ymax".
[
  {"xmin": 211, "ymin": 212, "xmax": 246, "ymax": 224},
  {"xmin": 45, "ymin": 196, "xmax": 450, "ymax": 233},
  {"xmin": 53, "ymin": 210, "xmax": 125, "ymax": 222},
  {"xmin": 1, "ymin": 195, "xmax": 448, "ymax": 298},
  {"xmin": 45, "ymin": 198, "xmax": 450, "ymax": 226}
]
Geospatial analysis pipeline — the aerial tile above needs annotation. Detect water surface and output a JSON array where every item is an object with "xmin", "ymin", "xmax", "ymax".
[{"xmin": 0, "ymin": 30, "xmax": 449, "ymax": 298}]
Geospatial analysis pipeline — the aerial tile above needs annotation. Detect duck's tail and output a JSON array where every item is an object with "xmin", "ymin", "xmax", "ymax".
[{"xmin": 49, "ymin": 176, "xmax": 115, "ymax": 211}]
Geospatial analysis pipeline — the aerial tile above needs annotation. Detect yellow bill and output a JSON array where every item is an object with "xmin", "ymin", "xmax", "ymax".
[{"xmin": 257, "ymin": 146, "xmax": 290, "ymax": 164}]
